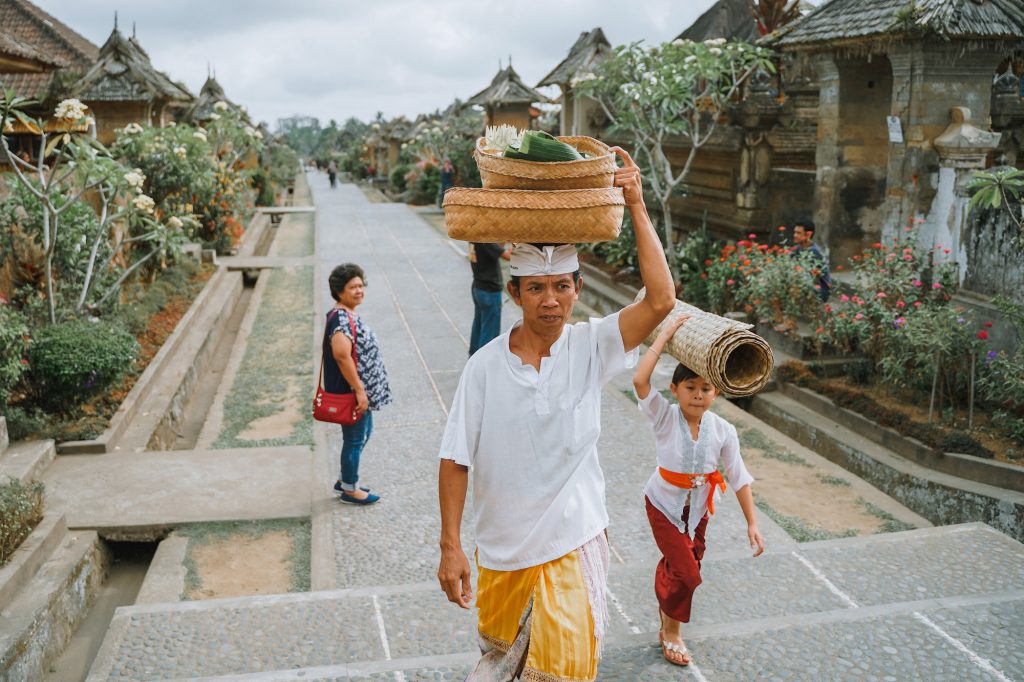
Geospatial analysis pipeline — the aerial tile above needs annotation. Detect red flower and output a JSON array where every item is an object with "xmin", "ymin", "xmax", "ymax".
[
  {"xmin": 0, "ymin": 294, "xmax": 7, "ymax": 305},
  {"xmin": 726, "ymin": 279, "xmax": 735, "ymax": 285},
  {"xmin": 758, "ymin": 244, "xmax": 768, "ymax": 251},
  {"xmin": 977, "ymin": 331, "xmax": 989, "ymax": 340},
  {"xmin": 748, "ymin": 233, "xmax": 757, "ymax": 239},
  {"xmin": 704, "ymin": 259, "xmax": 713, "ymax": 266},
  {"xmin": 984, "ymin": 322, "xmax": 993, "ymax": 328},
  {"xmin": 872, "ymin": 242, "xmax": 883, "ymax": 249},
  {"xmin": 738, "ymin": 240, "xmax": 752, "ymax": 248}
]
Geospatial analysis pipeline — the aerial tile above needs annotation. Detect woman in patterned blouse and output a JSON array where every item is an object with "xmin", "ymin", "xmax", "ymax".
[{"xmin": 325, "ymin": 263, "xmax": 393, "ymax": 505}]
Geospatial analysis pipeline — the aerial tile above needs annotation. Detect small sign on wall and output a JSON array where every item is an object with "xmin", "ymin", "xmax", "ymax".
[{"xmin": 887, "ymin": 116, "xmax": 904, "ymax": 144}]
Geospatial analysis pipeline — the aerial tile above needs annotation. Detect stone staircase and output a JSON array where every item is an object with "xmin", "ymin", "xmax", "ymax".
[{"xmin": 83, "ymin": 523, "xmax": 1024, "ymax": 681}]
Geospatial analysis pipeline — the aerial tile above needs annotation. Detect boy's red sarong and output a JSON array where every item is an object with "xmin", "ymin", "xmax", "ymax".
[{"xmin": 645, "ymin": 496, "xmax": 709, "ymax": 623}]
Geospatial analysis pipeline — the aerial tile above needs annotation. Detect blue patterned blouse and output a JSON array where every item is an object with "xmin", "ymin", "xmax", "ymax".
[{"xmin": 323, "ymin": 308, "xmax": 392, "ymax": 411}]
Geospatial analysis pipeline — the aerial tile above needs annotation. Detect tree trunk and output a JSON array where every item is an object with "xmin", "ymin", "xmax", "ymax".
[
  {"xmin": 42, "ymin": 206, "xmax": 56, "ymax": 324},
  {"xmin": 661, "ymin": 196, "xmax": 678, "ymax": 283}
]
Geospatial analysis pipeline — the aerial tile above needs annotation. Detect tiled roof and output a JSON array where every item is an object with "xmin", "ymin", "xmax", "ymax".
[
  {"xmin": 72, "ymin": 27, "xmax": 192, "ymax": 103},
  {"xmin": 0, "ymin": 70, "xmax": 53, "ymax": 98},
  {"xmin": 0, "ymin": 30, "xmax": 66, "ymax": 66},
  {"xmin": 537, "ymin": 28, "xmax": 612, "ymax": 87},
  {"xmin": 772, "ymin": 0, "xmax": 1024, "ymax": 47},
  {"xmin": 0, "ymin": 0, "xmax": 98, "ymax": 67},
  {"xmin": 467, "ymin": 65, "xmax": 549, "ymax": 106},
  {"xmin": 676, "ymin": 0, "xmax": 760, "ymax": 43}
]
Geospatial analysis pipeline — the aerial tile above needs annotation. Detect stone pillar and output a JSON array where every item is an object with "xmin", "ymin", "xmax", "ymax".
[
  {"xmin": 920, "ymin": 107, "xmax": 1001, "ymax": 282},
  {"xmin": 812, "ymin": 54, "xmax": 841, "ymax": 251}
]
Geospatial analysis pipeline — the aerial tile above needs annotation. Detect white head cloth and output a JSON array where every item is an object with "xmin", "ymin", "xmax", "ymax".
[{"xmin": 509, "ymin": 243, "xmax": 579, "ymax": 277}]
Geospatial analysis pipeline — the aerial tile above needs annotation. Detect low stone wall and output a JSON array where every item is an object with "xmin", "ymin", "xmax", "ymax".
[
  {"xmin": 750, "ymin": 392, "xmax": 1024, "ymax": 542},
  {"xmin": 0, "ymin": 531, "xmax": 107, "ymax": 682},
  {"xmin": 779, "ymin": 382, "xmax": 1024, "ymax": 492}
]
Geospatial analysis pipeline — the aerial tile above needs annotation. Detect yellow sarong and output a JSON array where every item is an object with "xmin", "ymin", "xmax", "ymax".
[{"xmin": 472, "ymin": 535, "xmax": 607, "ymax": 682}]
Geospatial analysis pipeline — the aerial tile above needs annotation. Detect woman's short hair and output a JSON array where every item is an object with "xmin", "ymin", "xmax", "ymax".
[
  {"xmin": 671, "ymin": 363, "xmax": 702, "ymax": 384},
  {"xmin": 328, "ymin": 263, "xmax": 365, "ymax": 301}
]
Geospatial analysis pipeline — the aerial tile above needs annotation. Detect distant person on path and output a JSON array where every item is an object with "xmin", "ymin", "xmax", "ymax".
[
  {"xmin": 467, "ymin": 242, "xmax": 511, "ymax": 355},
  {"xmin": 436, "ymin": 148, "xmax": 675, "ymax": 682},
  {"xmin": 438, "ymin": 157, "xmax": 455, "ymax": 207},
  {"xmin": 325, "ymin": 264, "xmax": 392, "ymax": 505},
  {"xmin": 632, "ymin": 314, "xmax": 764, "ymax": 667},
  {"xmin": 328, "ymin": 160, "xmax": 338, "ymax": 189},
  {"xmin": 792, "ymin": 221, "xmax": 831, "ymax": 302}
]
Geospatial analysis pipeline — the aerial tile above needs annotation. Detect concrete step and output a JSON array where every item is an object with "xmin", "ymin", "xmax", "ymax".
[
  {"xmin": 0, "ymin": 438, "xmax": 56, "ymax": 483},
  {"xmin": 84, "ymin": 524, "xmax": 1023, "ymax": 681},
  {"xmin": 0, "ymin": 530, "xmax": 105, "ymax": 682}
]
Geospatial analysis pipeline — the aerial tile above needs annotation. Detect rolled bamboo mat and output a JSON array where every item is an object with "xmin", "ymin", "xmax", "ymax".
[{"xmin": 636, "ymin": 289, "xmax": 773, "ymax": 397}]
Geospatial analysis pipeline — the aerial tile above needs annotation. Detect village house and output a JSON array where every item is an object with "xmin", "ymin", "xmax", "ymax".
[
  {"xmin": 70, "ymin": 23, "xmax": 193, "ymax": 144},
  {"xmin": 0, "ymin": 0, "xmax": 99, "ymax": 159},
  {"xmin": 467, "ymin": 62, "xmax": 548, "ymax": 131},
  {"xmin": 185, "ymin": 74, "xmax": 242, "ymax": 125},
  {"xmin": 536, "ymin": 28, "xmax": 612, "ymax": 138}
]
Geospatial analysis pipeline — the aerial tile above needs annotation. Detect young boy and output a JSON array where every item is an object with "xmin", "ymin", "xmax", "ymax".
[{"xmin": 632, "ymin": 314, "xmax": 765, "ymax": 666}]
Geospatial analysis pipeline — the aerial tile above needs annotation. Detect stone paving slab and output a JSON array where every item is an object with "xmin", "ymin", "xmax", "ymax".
[{"xmin": 43, "ymin": 446, "xmax": 312, "ymax": 538}]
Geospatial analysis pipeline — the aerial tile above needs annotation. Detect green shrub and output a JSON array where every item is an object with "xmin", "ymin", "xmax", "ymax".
[
  {"xmin": 27, "ymin": 319, "xmax": 138, "ymax": 410},
  {"xmin": 0, "ymin": 300, "xmax": 29, "ymax": 408},
  {"xmin": 389, "ymin": 163, "xmax": 411, "ymax": 193},
  {"xmin": 2, "ymin": 405, "xmax": 47, "ymax": 441},
  {"xmin": 1, "ymin": 477, "xmax": 45, "ymax": 565},
  {"xmin": 409, "ymin": 164, "xmax": 440, "ymax": 205}
]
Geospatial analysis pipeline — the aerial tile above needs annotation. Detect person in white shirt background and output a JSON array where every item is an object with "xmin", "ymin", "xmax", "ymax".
[
  {"xmin": 632, "ymin": 313, "xmax": 765, "ymax": 667},
  {"xmin": 436, "ymin": 147, "xmax": 675, "ymax": 682}
]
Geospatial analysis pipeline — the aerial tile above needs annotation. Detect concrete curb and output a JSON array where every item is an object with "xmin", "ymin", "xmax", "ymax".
[
  {"xmin": 308, "ymin": 171, "xmax": 337, "ymax": 592},
  {"xmin": 134, "ymin": 534, "xmax": 188, "ymax": 604},
  {"xmin": 0, "ymin": 439, "xmax": 55, "ymax": 482}
]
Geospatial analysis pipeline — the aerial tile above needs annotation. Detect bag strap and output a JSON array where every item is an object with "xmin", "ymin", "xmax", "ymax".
[{"xmin": 317, "ymin": 308, "xmax": 358, "ymax": 390}]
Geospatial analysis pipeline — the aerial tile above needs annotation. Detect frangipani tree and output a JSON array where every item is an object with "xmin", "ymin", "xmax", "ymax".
[
  {"xmin": 0, "ymin": 92, "xmax": 187, "ymax": 321},
  {"xmin": 575, "ymin": 38, "xmax": 774, "ymax": 278}
]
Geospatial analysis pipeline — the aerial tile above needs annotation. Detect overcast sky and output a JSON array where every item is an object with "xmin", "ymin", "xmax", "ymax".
[{"xmin": 33, "ymin": 0, "xmax": 718, "ymax": 130}]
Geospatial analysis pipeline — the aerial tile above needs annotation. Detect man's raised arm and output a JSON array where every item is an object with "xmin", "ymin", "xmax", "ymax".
[{"xmin": 611, "ymin": 147, "xmax": 675, "ymax": 351}]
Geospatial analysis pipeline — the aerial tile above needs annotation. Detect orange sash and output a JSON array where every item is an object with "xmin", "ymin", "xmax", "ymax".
[{"xmin": 658, "ymin": 468, "xmax": 727, "ymax": 516}]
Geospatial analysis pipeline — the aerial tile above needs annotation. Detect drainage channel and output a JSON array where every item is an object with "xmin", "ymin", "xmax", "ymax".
[{"xmin": 43, "ymin": 541, "xmax": 156, "ymax": 682}]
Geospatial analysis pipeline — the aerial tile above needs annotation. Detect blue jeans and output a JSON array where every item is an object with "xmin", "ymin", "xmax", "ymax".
[
  {"xmin": 470, "ymin": 287, "xmax": 503, "ymax": 355},
  {"xmin": 339, "ymin": 410, "xmax": 373, "ymax": 491}
]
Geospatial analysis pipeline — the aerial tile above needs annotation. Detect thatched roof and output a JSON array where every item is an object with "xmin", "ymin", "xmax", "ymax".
[
  {"xmin": 0, "ymin": 0, "xmax": 98, "ymax": 99},
  {"xmin": 72, "ymin": 27, "xmax": 192, "ymax": 103},
  {"xmin": 771, "ymin": 0, "xmax": 1024, "ymax": 48},
  {"xmin": 186, "ymin": 76, "xmax": 242, "ymax": 123},
  {"xmin": 467, "ymin": 64, "xmax": 549, "ymax": 106},
  {"xmin": 676, "ymin": 0, "xmax": 760, "ymax": 43},
  {"xmin": 537, "ymin": 28, "xmax": 612, "ymax": 87}
]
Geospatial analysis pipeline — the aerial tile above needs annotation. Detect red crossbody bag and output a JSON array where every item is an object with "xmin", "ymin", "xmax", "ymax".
[{"xmin": 313, "ymin": 309, "xmax": 363, "ymax": 426}]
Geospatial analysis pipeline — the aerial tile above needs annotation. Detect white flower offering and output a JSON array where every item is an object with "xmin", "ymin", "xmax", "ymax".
[{"xmin": 482, "ymin": 124, "xmax": 524, "ymax": 156}]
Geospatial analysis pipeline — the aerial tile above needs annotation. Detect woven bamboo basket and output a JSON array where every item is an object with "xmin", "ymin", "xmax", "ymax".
[
  {"xmin": 636, "ymin": 289, "xmax": 774, "ymax": 397},
  {"xmin": 443, "ymin": 187, "xmax": 624, "ymax": 243},
  {"xmin": 474, "ymin": 136, "xmax": 617, "ymax": 190}
]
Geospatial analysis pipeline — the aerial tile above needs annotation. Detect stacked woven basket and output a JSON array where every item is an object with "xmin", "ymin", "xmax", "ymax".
[{"xmin": 442, "ymin": 135, "xmax": 624, "ymax": 243}]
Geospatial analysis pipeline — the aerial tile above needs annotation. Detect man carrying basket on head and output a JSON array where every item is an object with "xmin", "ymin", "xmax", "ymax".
[{"xmin": 437, "ymin": 148, "xmax": 675, "ymax": 682}]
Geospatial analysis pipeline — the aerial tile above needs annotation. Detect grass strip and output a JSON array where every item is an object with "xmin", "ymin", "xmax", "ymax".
[
  {"xmin": 857, "ymin": 498, "xmax": 917, "ymax": 534},
  {"xmin": 177, "ymin": 517, "xmax": 311, "ymax": 600},
  {"xmin": 817, "ymin": 474, "xmax": 851, "ymax": 487},
  {"xmin": 214, "ymin": 265, "xmax": 313, "ymax": 448},
  {"xmin": 741, "ymin": 428, "xmax": 811, "ymax": 467},
  {"xmin": 754, "ymin": 495, "xmax": 858, "ymax": 543}
]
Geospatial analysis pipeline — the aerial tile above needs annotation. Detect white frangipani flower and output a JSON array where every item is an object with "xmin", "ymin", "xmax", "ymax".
[
  {"xmin": 209, "ymin": 113, "xmax": 221, "ymax": 121},
  {"xmin": 213, "ymin": 101, "xmax": 229, "ymax": 111},
  {"xmin": 54, "ymin": 98, "xmax": 87, "ymax": 120},
  {"xmin": 173, "ymin": 146, "xmax": 187, "ymax": 158},
  {"xmin": 167, "ymin": 216, "xmax": 184, "ymax": 229},
  {"xmin": 133, "ymin": 194, "xmax": 155, "ymax": 213},
  {"xmin": 123, "ymin": 123, "xmax": 144, "ymax": 134},
  {"xmin": 193, "ymin": 131, "xmax": 207, "ymax": 142},
  {"xmin": 123, "ymin": 170, "xmax": 145, "ymax": 188}
]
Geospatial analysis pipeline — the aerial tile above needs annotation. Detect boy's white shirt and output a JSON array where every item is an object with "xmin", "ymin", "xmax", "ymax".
[
  {"xmin": 636, "ymin": 390, "xmax": 754, "ymax": 538},
  {"xmin": 439, "ymin": 311, "xmax": 637, "ymax": 571}
]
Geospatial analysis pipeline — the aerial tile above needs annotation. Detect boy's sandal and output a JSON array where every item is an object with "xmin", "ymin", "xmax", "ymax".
[{"xmin": 659, "ymin": 631, "xmax": 690, "ymax": 667}]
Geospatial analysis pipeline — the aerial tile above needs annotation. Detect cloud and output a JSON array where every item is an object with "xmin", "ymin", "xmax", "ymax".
[{"xmin": 34, "ymin": 0, "xmax": 715, "ymax": 127}]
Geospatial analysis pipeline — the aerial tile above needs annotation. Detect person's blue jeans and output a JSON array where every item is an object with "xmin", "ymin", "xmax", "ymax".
[
  {"xmin": 470, "ymin": 287, "xmax": 503, "ymax": 355},
  {"xmin": 339, "ymin": 410, "xmax": 373, "ymax": 491}
]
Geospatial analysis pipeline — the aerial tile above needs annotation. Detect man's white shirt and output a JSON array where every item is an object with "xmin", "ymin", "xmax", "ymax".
[{"xmin": 439, "ymin": 312, "xmax": 637, "ymax": 571}]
